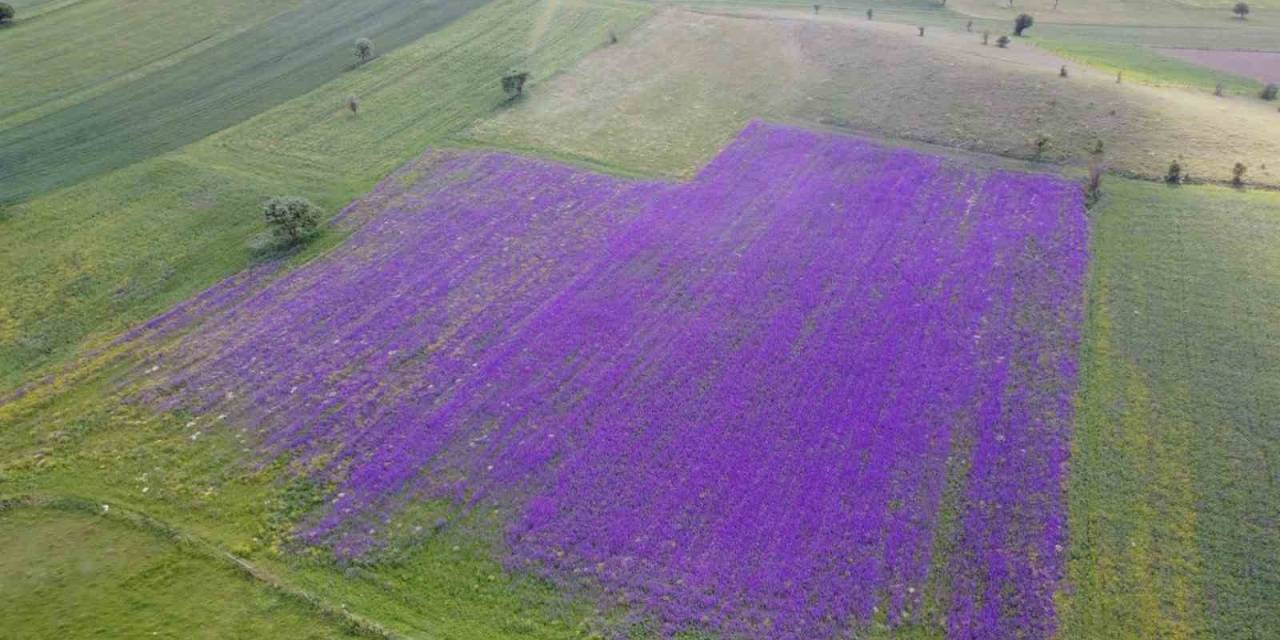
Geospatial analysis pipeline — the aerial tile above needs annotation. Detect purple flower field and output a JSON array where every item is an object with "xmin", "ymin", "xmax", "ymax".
[{"xmin": 126, "ymin": 122, "xmax": 1087, "ymax": 638}]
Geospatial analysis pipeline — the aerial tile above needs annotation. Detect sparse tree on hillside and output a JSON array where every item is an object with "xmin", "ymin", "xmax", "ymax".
[
  {"xmin": 502, "ymin": 71, "xmax": 530, "ymax": 98},
  {"xmin": 1233, "ymin": 2, "xmax": 1250, "ymax": 19},
  {"xmin": 355, "ymin": 37, "xmax": 374, "ymax": 64},
  {"xmin": 263, "ymin": 197, "xmax": 320, "ymax": 245},
  {"xmin": 346, "ymin": 95, "xmax": 360, "ymax": 116},
  {"xmin": 1232, "ymin": 162, "xmax": 1248, "ymax": 186},
  {"xmin": 1117, "ymin": 71, "xmax": 1123, "ymax": 83},
  {"xmin": 1165, "ymin": 160, "xmax": 1183, "ymax": 184},
  {"xmin": 918, "ymin": 26, "xmax": 925, "ymax": 36},
  {"xmin": 996, "ymin": 34, "xmax": 1010, "ymax": 48},
  {"xmin": 0, "ymin": 3, "xmax": 14, "ymax": 24},
  {"xmin": 1262, "ymin": 83, "xmax": 1279, "ymax": 100},
  {"xmin": 813, "ymin": 4, "xmax": 820, "ymax": 13},
  {"xmin": 1014, "ymin": 13, "xmax": 1034, "ymax": 36},
  {"xmin": 1060, "ymin": 65, "xmax": 1069, "ymax": 78},
  {"xmin": 1085, "ymin": 161, "xmax": 1105, "ymax": 207},
  {"xmin": 1215, "ymin": 82, "xmax": 1225, "ymax": 96},
  {"xmin": 1034, "ymin": 135, "xmax": 1050, "ymax": 159},
  {"xmin": 867, "ymin": 8, "xmax": 873, "ymax": 19}
]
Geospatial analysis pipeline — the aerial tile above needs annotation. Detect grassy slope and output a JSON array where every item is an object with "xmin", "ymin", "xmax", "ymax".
[
  {"xmin": 1064, "ymin": 179, "xmax": 1280, "ymax": 639},
  {"xmin": 466, "ymin": 10, "xmax": 1280, "ymax": 183},
  {"xmin": 0, "ymin": 506, "xmax": 362, "ymax": 639},
  {"xmin": 0, "ymin": 0, "xmax": 652, "ymax": 391},
  {"xmin": 0, "ymin": 0, "xmax": 490, "ymax": 203},
  {"xmin": 1034, "ymin": 37, "xmax": 1264, "ymax": 94}
]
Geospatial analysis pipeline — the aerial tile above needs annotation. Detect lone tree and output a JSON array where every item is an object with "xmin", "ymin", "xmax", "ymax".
[
  {"xmin": 1060, "ymin": 65, "xmax": 1069, "ymax": 77},
  {"xmin": 813, "ymin": 4, "xmax": 820, "ymax": 13},
  {"xmin": 982, "ymin": 31, "xmax": 991, "ymax": 45},
  {"xmin": 502, "ymin": 71, "xmax": 529, "ymax": 98},
  {"xmin": 866, "ymin": 8, "xmax": 873, "ymax": 19},
  {"xmin": 1233, "ymin": 2, "xmax": 1250, "ymax": 19},
  {"xmin": 1232, "ymin": 162, "xmax": 1248, "ymax": 186},
  {"xmin": 1215, "ymin": 82, "xmax": 1225, "ymax": 96},
  {"xmin": 1262, "ymin": 83, "xmax": 1279, "ymax": 100},
  {"xmin": 354, "ymin": 37, "xmax": 374, "ymax": 64},
  {"xmin": 996, "ymin": 34, "xmax": 1011, "ymax": 48},
  {"xmin": 0, "ymin": 3, "xmax": 14, "ymax": 24},
  {"xmin": 346, "ymin": 95, "xmax": 360, "ymax": 116},
  {"xmin": 1085, "ymin": 161, "xmax": 1105, "ymax": 207},
  {"xmin": 918, "ymin": 26, "xmax": 925, "ymax": 36},
  {"xmin": 263, "ymin": 197, "xmax": 320, "ymax": 245},
  {"xmin": 1014, "ymin": 13, "xmax": 1034, "ymax": 36},
  {"xmin": 1165, "ymin": 160, "xmax": 1183, "ymax": 184}
]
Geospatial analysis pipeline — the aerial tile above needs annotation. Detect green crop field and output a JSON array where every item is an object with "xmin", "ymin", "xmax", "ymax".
[
  {"xmin": 1033, "ymin": 37, "xmax": 1265, "ymax": 94},
  {"xmin": 1065, "ymin": 180, "xmax": 1280, "ymax": 639},
  {"xmin": 0, "ymin": 0, "xmax": 491, "ymax": 203},
  {"xmin": 0, "ymin": 0, "xmax": 652, "ymax": 390},
  {"xmin": 0, "ymin": 503, "xmax": 361, "ymax": 639}
]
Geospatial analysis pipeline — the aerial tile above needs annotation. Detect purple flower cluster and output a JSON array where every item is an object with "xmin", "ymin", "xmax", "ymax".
[{"xmin": 127, "ymin": 122, "xmax": 1088, "ymax": 639}]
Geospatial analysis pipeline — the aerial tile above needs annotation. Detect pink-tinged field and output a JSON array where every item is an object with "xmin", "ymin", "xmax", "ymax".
[
  {"xmin": 123, "ymin": 122, "xmax": 1088, "ymax": 639},
  {"xmin": 1155, "ymin": 47, "xmax": 1280, "ymax": 84}
]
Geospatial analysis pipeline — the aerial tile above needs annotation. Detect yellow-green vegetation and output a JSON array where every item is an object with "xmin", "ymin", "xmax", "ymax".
[
  {"xmin": 0, "ymin": 505, "xmax": 361, "ymax": 639},
  {"xmin": 0, "ymin": 387, "xmax": 610, "ymax": 638},
  {"xmin": 0, "ymin": 0, "xmax": 491, "ymax": 202},
  {"xmin": 1034, "ymin": 37, "xmax": 1263, "ymax": 94},
  {"xmin": 1063, "ymin": 179, "xmax": 1280, "ymax": 638},
  {"xmin": 0, "ymin": 0, "xmax": 652, "ymax": 390},
  {"xmin": 467, "ymin": 9, "xmax": 1280, "ymax": 183}
]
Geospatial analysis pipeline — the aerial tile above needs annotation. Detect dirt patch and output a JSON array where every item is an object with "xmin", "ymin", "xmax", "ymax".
[
  {"xmin": 468, "ymin": 8, "xmax": 1280, "ymax": 185},
  {"xmin": 1156, "ymin": 47, "xmax": 1280, "ymax": 84}
]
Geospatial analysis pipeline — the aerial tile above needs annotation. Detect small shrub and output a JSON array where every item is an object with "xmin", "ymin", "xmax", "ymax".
[
  {"xmin": 982, "ymin": 31, "xmax": 990, "ymax": 45},
  {"xmin": 996, "ymin": 34, "xmax": 1010, "ymax": 48},
  {"xmin": 866, "ymin": 8, "xmax": 873, "ymax": 19},
  {"xmin": 1116, "ymin": 71, "xmax": 1123, "ymax": 83},
  {"xmin": 1232, "ymin": 162, "xmax": 1247, "ymax": 187},
  {"xmin": 608, "ymin": 30, "xmax": 618, "ymax": 45},
  {"xmin": 346, "ymin": 95, "xmax": 360, "ymax": 116},
  {"xmin": 1262, "ymin": 83, "xmax": 1278, "ymax": 101},
  {"xmin": 1233, "ymin": 1, "xmax": 1249, "ymax": 18},
  {"xmin": 1165, "ymin": 160, "xmax": 1182, "ymax": 185},
  {"xmin": 0, "ymin": 3, "xmax": 14, "ymax": 24},
  {"xmin": 1014, "ymin": 13, "xmax": 1034, "ymax": 36},
  {"xmin": 1092, "ymin": 139, "xmax": 1105, "ymax": 156},
  {"xmin": 1034, "ymin": 135, "xmax": 1051, "ymax": 159},
  {"xmin": 1085, "ymin": 162, "xmax": 1106, "ymax": 207},
  {"xmin": 502, "ymin": 71, "xmax": 530, "ymax": 98},
  {"xmin": 355, "ymin": 37, "xmax": 374, "ymax": 64},
  {"xmin": 918, "ymin": 26, "xmax": 925, "ymax": 37},
  {"xmin": 1060, "ymin": 65, "xmax": 1068, "ymax": 78},
  {"xmin": 813, "ymin": 4, "xmax": 820, "ymax": 13},
  {"xmin": 263, "ymin": 197, "xmax": 320, "ymax": 245},
  {"xmin": 967, "ymin": 20, "xmax": 973, "ymax": 32},
  {"xmin": 1215, "ymin": 82, "xmax": 1224, "ymax": 97}
]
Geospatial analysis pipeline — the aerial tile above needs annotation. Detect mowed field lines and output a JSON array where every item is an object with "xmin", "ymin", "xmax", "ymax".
[
  {"xmin": 1066, "ymin": 181, "xmax": 1280, "ymax": 639},
  {"xmin": 0, "ymin": 0, "xmax": 653, "ymax": 389},
  {"xmin": 0, "ymin": 0, "xmax": 490, "ymax": 203}
]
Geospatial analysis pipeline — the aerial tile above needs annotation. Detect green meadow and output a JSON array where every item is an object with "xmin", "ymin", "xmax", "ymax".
[{"xmin": 0, "ymin": 0, "xmax": 652, "ymax": 390}]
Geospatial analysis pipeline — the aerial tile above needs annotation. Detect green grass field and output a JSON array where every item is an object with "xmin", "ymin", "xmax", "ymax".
[
  {"xmin": 0, "ymin": 0, "xmax": 652, "ymax": 391},
  {"xmin": 0, "ymin": 503, "xmax": 362, "ymax": 639},
  {"xmin": 0, "ymin": 0, "xmax": 490, "ymax": 203},
  {"xmin": 1064, "ymin": 179, "xmax": 1280, "ymax": 639},
  {"xmin": 1034, "ymin": 37, "xmax": 1264, "ymax": 94}
]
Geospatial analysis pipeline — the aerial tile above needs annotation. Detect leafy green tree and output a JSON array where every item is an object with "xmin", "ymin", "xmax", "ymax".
[
  {"xmin": 1014, "ymin": 13, "xmax": 1034, "ymax": 36},
  {"xmin": 0, "ymin": 3, "xmax": 15, "ymax": 24},
  {"xmin": 502, "ymin": 71, "xmax": 529, "ymax": 98},
  {"xmin": 355, "ymin": 37, "xmax": 374, "ymax": 64},
  {"xmin": 263, "ymin": 197, "xmax": 320, "ymax": 244},
  {"xmin": 1233, "ymin": 2, "xmax": 1250, "ymax": 19}
]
